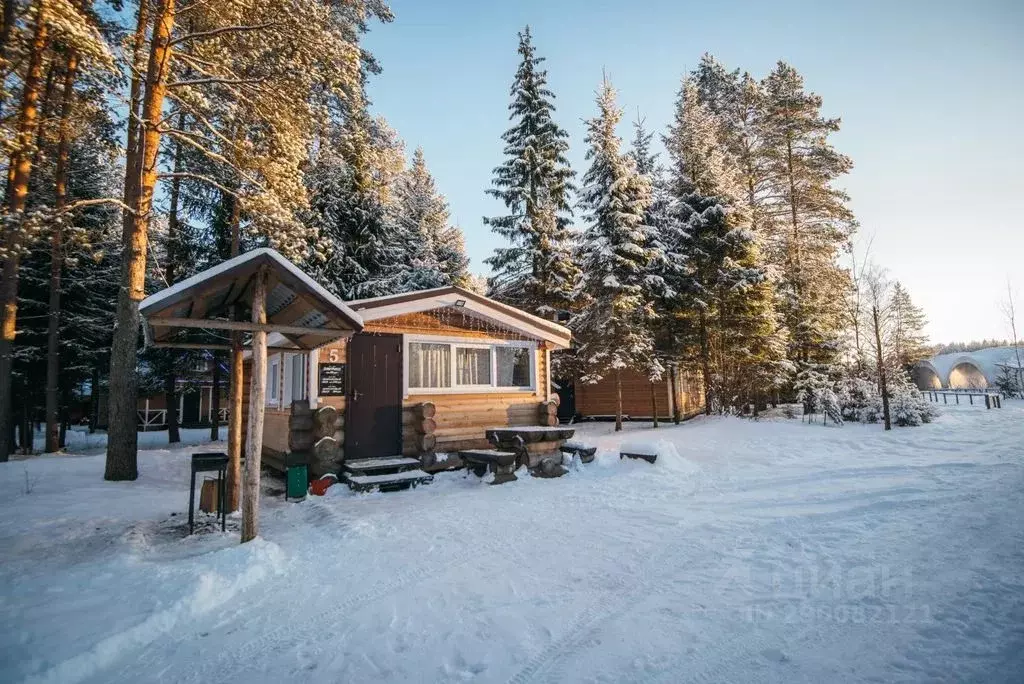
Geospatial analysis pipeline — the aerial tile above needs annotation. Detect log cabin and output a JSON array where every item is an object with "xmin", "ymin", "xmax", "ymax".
[{"xmin": 243, "ymin": 286, "xmax": 572, "ymax": 474}]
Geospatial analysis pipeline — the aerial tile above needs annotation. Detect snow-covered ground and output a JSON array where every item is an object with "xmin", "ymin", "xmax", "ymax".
[{"xmin": 2, "ymin": 403, "xmax": 1022, "ymax": 683}]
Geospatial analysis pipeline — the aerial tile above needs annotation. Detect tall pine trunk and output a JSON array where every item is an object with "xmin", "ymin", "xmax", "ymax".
[
  {"xmin": 106, "ymin": 0, "xmax": 176, "ymax": 481},
  {"xmin": 0, "ymin": 2, "xmax": 49, "ymax": 462},
  {"xmin": 226, "ymin": 195, "xmax": 243, "ymax": 510},
  {"xmin": 649, "ymin": 379, "xmax": 658, "ymax": 428},
  {"xmin": 45, "ymin": 48, "xmax": 80, "ymax": 453},
  {"xmin": 162, "ymin": 115, "xmax": 184, "ymax": 446},
  {"xmin": 873, "ymin": 304, "xmax": 891, "ymax": 430}
]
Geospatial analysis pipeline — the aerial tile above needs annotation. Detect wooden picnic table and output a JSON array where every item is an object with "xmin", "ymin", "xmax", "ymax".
[{"xmin": 485, "ymin": 426, "xmax": 576, "ymax": 468}]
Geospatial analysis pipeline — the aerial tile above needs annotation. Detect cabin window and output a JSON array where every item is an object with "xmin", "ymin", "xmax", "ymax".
[
  {"xmin": 283, "ymin": 353, "xmax": 307, "ymax": 405},
  {"xmin": 496, "ymin": 346, "xmax": 531, "ymax": 388},
  {"xmin": 408, "ymin": 342, "xmax": 451, "ymax": 389},
  {"xmin": 405, "ymin": 336, "xmax": 536, "ymax": 394},
  {"xmin": 456, "ymin": 347, "xmax": 492, "ymax": 387},
  {"xmin": 267, "ymin": 354, "xmax": 281, "ymax": 405}
]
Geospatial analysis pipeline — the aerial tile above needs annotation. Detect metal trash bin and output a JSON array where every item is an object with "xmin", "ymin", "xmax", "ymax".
[{"xmin": 286, "ymin": 463, "xmax": 308, "ymax": 500}]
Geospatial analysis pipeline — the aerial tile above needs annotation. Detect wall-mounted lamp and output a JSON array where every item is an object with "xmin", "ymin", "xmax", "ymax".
[{"xmin": 454, "ymin": 299, "xmax": 466, "ymax": 307}]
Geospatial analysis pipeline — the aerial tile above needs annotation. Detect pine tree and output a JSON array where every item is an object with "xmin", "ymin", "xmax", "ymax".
[
  {"xmin": 888, "ymin": 281, "xmax": 928, "ymax": 370},
  {"xmin": 393, "ymin": 147, "xmax": 469, "ymax": 290},
  {"xmin": 760, "ymin": 61, "xmax": 855, "ymax": 369},
  {"xmin": 485, "ymin": 26, "xmax": 579, "ymax": 318},
  {"xmin": 663, "ymin": 77, "xmax": 787, "ymax": 413},
  {"xmin": 574, "ymin": 78, "xmax": 659, "ymax": 431}
]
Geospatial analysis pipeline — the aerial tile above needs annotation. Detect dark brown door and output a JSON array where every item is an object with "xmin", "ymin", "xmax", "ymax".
[{"xmin": 346, "ymin": 333, "xmax": 403, "ymax": 459}]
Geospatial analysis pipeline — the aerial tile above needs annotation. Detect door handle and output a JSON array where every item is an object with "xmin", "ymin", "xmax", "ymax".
[{"xmin": 352, "ymin": 389, "xmax": 362, "ymax": 401}]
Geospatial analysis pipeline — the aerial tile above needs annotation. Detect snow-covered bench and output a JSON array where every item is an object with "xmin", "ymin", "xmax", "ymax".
[
  {"xmin": 620, "ymin": 446, "xmax": 657, "ymax": 464},
  {"xmin": 460, "ymin": 449, "xmax": 520, "ymax": 485},
  {"xmin": 560, "ymin": 441, "xmax": 597, "ymax": 464}
]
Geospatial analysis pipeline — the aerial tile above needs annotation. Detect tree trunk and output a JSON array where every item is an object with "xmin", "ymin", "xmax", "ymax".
[
  {"xmin": 226, "ymin": 194, "xmax": 243, "ymax": 510},
  {"xmin": 89, "ymin": 363, "xmax": 100, "ymax": 433},
  {"xmin": 210, "ymin": 353, "xmax": 221, "ymax": 441},
  {"xmin": 699, "ymin": 313, "xmax": 712, "ymax": 416},
  {"xmin": 669, "ymin": 366, "xmax": 681, "ymax": 424},
  {"xmin": 614, "ymin": 368, "xmax": 623, "ymax": 432},
  {"xmin": 45, "ymin": 49, "xmax": 80, "ymax": 453},
  {"xmin": 106, "ymin": 0, "xmax": 176, "ymax": 481},
  {"xmin": 0, "ymin": 0, "xmax": 16, "ymax": 116},
  {"xmin": 873, "ymin": 304, "xmax": 891, "ymax": 431},
  {"xmin": 0, "ymin": 2, "xmax": 49, "ymax": 462},
  {"xmin": 650, "ymin": 378, "xmax": 659, "ymax": 428},
  {"xmin": 164, "ymin": 371, "xmax": 179, "ymax": 442},
  {"xmin": 241, "ymin": 266, "xmax": 269, "ymax": 543}
]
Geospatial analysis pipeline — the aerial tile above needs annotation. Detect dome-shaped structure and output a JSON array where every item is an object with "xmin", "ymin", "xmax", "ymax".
[{"xmin": 913, "ymin": 347, "xmax": 1024, "ymax": 389}]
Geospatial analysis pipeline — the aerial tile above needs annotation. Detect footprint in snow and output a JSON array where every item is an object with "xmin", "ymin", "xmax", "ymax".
[{"xmin": 761, "ymin": 648, "xmax": 790, "ymax": 663}]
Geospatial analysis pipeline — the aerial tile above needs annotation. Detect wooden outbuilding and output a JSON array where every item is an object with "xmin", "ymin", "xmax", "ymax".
[
  {"xmin": 245, "ymin": 286, "xmax": 573, "ymax": 474},
  {"xmin": 558, "ymin": 367, "xmax": 705, "ymax": 424}
]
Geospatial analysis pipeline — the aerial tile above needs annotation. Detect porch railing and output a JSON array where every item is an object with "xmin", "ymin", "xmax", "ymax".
[{"xmin": 138, "ymin": 408, "xmax": 167, "ymax": 429}]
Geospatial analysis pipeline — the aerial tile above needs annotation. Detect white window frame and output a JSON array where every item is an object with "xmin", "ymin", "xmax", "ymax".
[
  {"xmin": 404, "ymin": 334, "xmax": 537, "ymax": 396},
  {"xmin": 267, "ymin": 353, "xmax": 281, "ymax": 407}
]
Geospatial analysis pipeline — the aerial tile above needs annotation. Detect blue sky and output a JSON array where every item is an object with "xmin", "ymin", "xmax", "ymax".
[{"xmin": 363, "ymin": 0, "xmax": 1024, "ymax": 344}]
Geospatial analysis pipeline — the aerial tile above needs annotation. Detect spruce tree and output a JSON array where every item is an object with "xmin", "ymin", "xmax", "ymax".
[
  {"xmin": 393, "ymin": 147, "xmax": 469, "ymax": 290},
  {"xmin": 574, "ymin": 79, "xmax": 659, "ymax": 431},
  {"xmin": 485, "ymin": 26, "xmax": 579, "ymax": 318},
  {"xmin": 888, "ymin": 281, "xmax": 928, "ymax": 370},
  {"xmin": 663, "ymin": 77, "xmax": 787, "ymax": 412}
]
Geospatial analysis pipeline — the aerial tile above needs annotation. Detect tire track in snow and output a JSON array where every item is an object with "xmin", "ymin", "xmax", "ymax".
[
  {"xmin": 171, "ymin": 546, "xmax": 483, "ymax": 684},
  {"xmin": 505, "ymin": 534, "xmax": 701, "ymax": 684}
]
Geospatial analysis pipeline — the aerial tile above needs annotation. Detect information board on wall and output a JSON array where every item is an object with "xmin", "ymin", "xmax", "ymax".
[{"xmin": 318, "ymin": 363, "xmax": 347, "ymax": 396}]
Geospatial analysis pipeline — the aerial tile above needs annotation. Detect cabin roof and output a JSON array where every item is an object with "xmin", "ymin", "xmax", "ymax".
[
  {"xmin": 139, "ymin": 248, "xmax": 363, "ymax": 350},
  {"xmin": 348, "ymin": 286, "xmax": 572, "ymax": 349}
]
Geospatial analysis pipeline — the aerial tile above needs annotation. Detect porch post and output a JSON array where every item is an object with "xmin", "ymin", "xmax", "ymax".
[{"xmin": 241, "ymin": 265, "xmax": 269, "ymax": 543}]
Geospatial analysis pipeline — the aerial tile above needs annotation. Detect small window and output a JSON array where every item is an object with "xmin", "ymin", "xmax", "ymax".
[
  {"xmin": 496, "ymin": 346, "xmax": 532, "ymax": 387},
  {"xmin": 290, "ymin": 354, "xmax": 307, "ymax": 402},
  {"xmin": 409, "ymin": 342, "xmax": 451, "ymax": 389},
  {"xmin": 456, "ymin": 347, "xmax": 492, "ymax": 386},
  {"xmin": 267, "ymin": 355, "xmax": 280, "ymax": 405}
]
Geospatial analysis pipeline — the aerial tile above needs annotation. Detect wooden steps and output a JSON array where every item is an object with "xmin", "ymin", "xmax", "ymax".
[{"xmin": 343, "ymin": 456, "xmax": 432, "ymax": 492}]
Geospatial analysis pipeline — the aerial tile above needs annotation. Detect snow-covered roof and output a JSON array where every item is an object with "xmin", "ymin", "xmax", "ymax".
[
  {"xmin": 139, "ymin": 248, "xmax": 363, "ymax": 350},
  {"xmin": 348, "ymin": 286, "xmax": 573, "ymax": 349},
  {"xmin": 916, "ymin": 346, "xmax": 1024, "ymax": 386}
]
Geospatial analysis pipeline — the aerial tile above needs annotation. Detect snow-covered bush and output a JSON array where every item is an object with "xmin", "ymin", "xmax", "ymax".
[
  {"xmin": 838, "ymin": 371, "xmax": 937, "ymax": 427},
  {"xmin": 795, "ymin": 364, "xmax": 843, "ymax": 425},
  {"xmin": 837, "ymin": 376, "xmax": 884, "ymax": 424},
  {"xmin": 887, "ymin": 371, "xmax": 939, "ymax": 426}
]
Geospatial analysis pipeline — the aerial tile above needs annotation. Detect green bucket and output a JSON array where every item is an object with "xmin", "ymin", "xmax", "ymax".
[{"xmin": 286, "ymin": 464, "xmax": 308, "ymax": 500}]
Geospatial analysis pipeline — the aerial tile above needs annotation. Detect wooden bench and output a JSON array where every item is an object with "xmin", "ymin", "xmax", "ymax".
[
  {"xmin": 620, "ymin": 448, "xmax": 657, "ymax": 464},
  {"xmin": 459, "ymin": 449, "xmax": 520, "ymax": 485},
  {"xmin": 560, "ymin": 442, "xmax": 597, "ymax": 464}
]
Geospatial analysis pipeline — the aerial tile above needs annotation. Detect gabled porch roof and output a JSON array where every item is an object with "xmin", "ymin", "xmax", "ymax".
[{"xmin": 139, "ymin": 248, "xmax": 364, "ymax": 350}]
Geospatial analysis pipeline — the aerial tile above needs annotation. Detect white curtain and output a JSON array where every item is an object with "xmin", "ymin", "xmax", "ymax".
[
  {"xmin": 410, "ymin": 343, "xmax": 451, "ymax": 389},
  {"xmin": 457, "ymin": 348, "xmax": 491, "ymax": 386}
]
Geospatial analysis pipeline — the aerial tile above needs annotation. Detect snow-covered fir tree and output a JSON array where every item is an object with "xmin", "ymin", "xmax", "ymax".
[
  {"xmin": 663, "ymin": 77, "xmax": 788, "ymax": 413},
  {"xmin": 574, "ymin": 78, "xmax": 660, "ymax": 431},
  {"xmin": 484, "ymin": 26, "xmax": 580, "ymax": 318},
  {"xmin": 392, "ymin": 147, "xmax": 469, "ymax": 290},
  {"xmin": 303, "ymin": 116, "xmax": 408, "ymax": 301}
]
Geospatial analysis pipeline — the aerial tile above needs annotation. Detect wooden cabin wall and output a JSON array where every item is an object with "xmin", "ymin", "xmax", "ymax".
[{"xmin": 575, "ymin": 368, "xmax": 673, "ymax": 419}]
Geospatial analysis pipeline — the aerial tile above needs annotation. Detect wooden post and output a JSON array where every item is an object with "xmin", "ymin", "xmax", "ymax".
[
  {"xmin": 650, "ymin": 380, "xmax": 659, "ymax": 429},
  {"xmin": 969, "ymin": 394, "xmax": 973, "ymax": 405},
  {"xmin": 943, "ymin": 393, "xmax": 947, "ymax": 404},
  {"xmin": 227, "ymin": 336, "xmax": 243, "ymax": 511},
  {"xmin": 241, "ymin": 266, "xmax": 269, "ymax": 543},
  {"xmin": 955, "ymin": 393, "xmax": 959, "ymax": 405}
]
